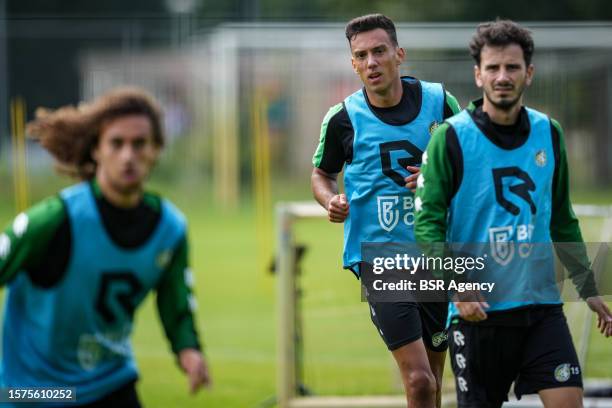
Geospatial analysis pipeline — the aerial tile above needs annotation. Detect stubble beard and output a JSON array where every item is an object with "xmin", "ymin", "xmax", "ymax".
[
  {"xmin": 485, "ymin": 83, "xmax": 525, "ymax": 112},
  {"xmin": 486, "ymin": 90, "xmax": 522, "ymax": 112}
]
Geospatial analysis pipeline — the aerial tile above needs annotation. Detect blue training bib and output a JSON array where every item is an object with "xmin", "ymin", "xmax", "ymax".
[
  {"xmin": 1, "ymin": 182, "xmax": 186, "ymax": 405},
  {"xmin": 342, "ymin": 78, "xmax": 445, "ymax": 275}
]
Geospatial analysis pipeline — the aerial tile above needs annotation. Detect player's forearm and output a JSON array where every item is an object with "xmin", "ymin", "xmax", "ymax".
[
  {"xmin": 169, "ymin": 314, "xmax": 202, "ymax": 354},
  {"xmin": 156, "ymin": 238, "xmax": 203, "ymax": 354},
  {"xmin": 550, "ymin": 173, "xmax": 598, "ymax": 299},
  {"xmin": 311, "ymin": 168, "xmax": 339, "ymax": 209},
  {"xmin": 549, "ymin": 121, "xmax": 597, "ymax": 298},
  {"xmin": 554, "ymin": 243, "xmax": 598, "ymax": 299},
  {"xmin": 414, "ymin": 127, "xmax": 453, "ymax": 244},
  {"xmin": 158, "ymin": 292, "xmax": 202, "ymax": 354},
  {"xmin": 414, "ymin": 201, "xmax": 448, "ymax": 244},
  {"xmin": 414, "ymin": 126, "xmax": 455, "ymax": 281}
]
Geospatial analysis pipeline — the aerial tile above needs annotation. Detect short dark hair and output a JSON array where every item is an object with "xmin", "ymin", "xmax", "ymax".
[
  {"xmin": 469, "ymin": 19, "xmax": 534, "ymax": 66},
  {"xmin": 345, "ymin": 14, "xmax": 398, "ymax": 47}
]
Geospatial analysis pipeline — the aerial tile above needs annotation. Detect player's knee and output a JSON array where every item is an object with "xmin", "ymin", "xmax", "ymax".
[{"xmin": 405, "ymin": 369, "xmax": 436, "ymax": 398}]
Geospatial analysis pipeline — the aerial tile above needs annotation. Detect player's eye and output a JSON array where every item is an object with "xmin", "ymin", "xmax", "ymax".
[
  {"xmin": 110, "ymin": 138, "xmax": 123, "ymax": 149},
  {"xmin": 132, "ymin": 138, "xmax": 146, "ymax": 150}
]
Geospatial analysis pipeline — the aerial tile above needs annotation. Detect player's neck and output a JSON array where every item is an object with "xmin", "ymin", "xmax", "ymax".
[
  {"xmin": 482, "ymin": 97, "xmax": 522, "ymax": 126},
  {"xmin": 365, "ymin": 77, "xmax": 403, "ymax": 108},
  {"xmin": 95, "ymin": 174, "xmax": 143, "ymax": 209}
]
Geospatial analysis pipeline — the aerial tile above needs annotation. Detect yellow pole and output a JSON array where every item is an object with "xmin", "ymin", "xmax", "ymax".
[
  {"xmin": 252, "ymin": 91, "xmax": 273, "ymax": 278},
  {"xmin": 11, "ymin": 97, "xmax": 29, "ymax": 213},
  {"xmin": 259, "ymin": 95, "xmax": 272, "ymax": 265}
]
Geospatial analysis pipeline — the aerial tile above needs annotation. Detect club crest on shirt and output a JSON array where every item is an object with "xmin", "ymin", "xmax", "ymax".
[
  {"xmin": 428, "ymin": 121, "xmax": 440, "ymax": 136},
  {"xmin": 535, "ymin": 150, "xmax": 546, "ymax": 167}
]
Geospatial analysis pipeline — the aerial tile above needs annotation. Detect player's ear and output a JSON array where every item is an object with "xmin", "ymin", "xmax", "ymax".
[
  {"xmin": 474, "ymin": 64, "xmax": 483, "ymax": 88},
  {"xmin": 525, "ymin": 63, "xmax": 534, "ymax": 86},
  {"xmin": 351, "ymin": 56, "xmax": 358, "ymax": 73},
  {"xmin": 92, "ymin": 141, "xmax": 100, "ymax": 163},
  {"xmin": 396, "ymin": 47, "xmax": 405, "ymax": 65}
]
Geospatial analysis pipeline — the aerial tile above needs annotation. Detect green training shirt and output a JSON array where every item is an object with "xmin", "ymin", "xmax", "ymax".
[{"xmin": 415, "ymin": 99, "xmax": 597, "ymax": 299}]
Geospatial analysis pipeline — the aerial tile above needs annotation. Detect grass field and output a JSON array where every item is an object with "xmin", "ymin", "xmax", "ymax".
[{"xmin": 0, "ymin": 173, "xmax": 610, "ymax": 408}]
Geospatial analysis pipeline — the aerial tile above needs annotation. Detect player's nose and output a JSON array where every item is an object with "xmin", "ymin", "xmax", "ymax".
[
  {"xmin": 367, "ymin": 53, "xmax": 378, "ymax": 68},
  {"xmin": 119, "ymin": 145, "xmax": 137, "ymax": 162},
  {"xmin": 497, "ymin": 68, "xmax": 511, "ymax": 82}
]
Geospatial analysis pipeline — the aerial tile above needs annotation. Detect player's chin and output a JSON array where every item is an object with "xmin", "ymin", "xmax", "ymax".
[
  {"xmin": 117, "ymin": 178, "xmax": 144, "ymax": 194},
  {"xmin": 493, "ymin": 96, "xmax": 519, "ymax": 110},
  {"xmin": 365, "ymin": 81, "xmax": 386, "ymax": 94}
]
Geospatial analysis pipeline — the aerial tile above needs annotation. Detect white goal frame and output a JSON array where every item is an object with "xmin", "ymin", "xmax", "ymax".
[{"xmin": 276, "ymin": 202, "xmax": 612, "ymax": 408}]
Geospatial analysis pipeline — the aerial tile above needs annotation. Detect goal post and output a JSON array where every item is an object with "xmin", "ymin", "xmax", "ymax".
[
  {"xmin": 276, "ymin": 202, "xmax": 327, "ymax": 408},
  {"xmin": 275, "ymin": 201, "xmax": 612, "ymax": 408}
]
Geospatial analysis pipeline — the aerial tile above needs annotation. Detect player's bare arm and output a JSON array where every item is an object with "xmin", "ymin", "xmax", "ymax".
[{"xmin": 311, "ymin": 167, "xmax": 349, "ymax": 223}]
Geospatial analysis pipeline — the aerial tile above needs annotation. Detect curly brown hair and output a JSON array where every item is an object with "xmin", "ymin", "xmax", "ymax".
[
  {"xmin": 27, "ymin": 86, "xmax": 164, "ymax": 180},
  {"xmin": 469, "ymin": 19, "xmax": 534, "ymax": 66}
]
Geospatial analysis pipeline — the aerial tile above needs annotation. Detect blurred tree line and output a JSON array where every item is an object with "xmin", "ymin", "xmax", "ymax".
[
  {"xmin": 2, "ymin": 0, "xmax": 612, "ymax": 147},
  {"xmin": 193, "ymin": 0, "xmax": 612, "ymax": 21},
  {"xmin": 8, "ymin": 0, "xmax": 612, "ymax": 21}
]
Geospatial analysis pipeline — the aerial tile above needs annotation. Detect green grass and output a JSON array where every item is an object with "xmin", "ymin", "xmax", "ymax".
[{"xmin": 0, "ymin": 174, "xmax": 610, "ymax": 407}]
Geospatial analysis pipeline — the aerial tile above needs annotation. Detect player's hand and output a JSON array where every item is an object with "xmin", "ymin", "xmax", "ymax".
[
  {"xmin": 586, "ymin": 296, "xmax": 612, "ymax": 338},
  {"xmin": 404, "ymin": 166, "xmax": 420, "ymax": 193},
  {"xmin": 326, "ymin": 194, "xmax": 349, "ymax": 223},
  {"xmin": 454, "ymin": 291, "xmax": 489, "ymax": 322},
  {"xmin": 454, "ymin": 301, "xmax": 489, "ymax": 322},
  {"xmin": 179, "ymin": 348, "xmax": 212, "ymax": 394}
]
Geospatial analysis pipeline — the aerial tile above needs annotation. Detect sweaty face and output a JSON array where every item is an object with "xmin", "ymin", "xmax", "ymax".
[
  {"xmin": 93, "ymin": 115, "xmax": 159, "ymax": 196},
  {"xmin": 475, "ymin": 44, "xmax": 533, "ymax": 111},
  {"xmin": 350, "ymin": 28, "xmax": 404, "ymax": 97}
]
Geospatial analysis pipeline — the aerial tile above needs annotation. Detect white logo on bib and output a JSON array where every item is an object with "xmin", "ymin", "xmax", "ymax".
[{"xmin": 377, "ymin": 196, "xmax": 399, "ymax": 232}]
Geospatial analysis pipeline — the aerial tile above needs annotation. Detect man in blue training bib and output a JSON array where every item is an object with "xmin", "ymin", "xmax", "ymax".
[
  {"xmin": 415, "ymin": 20, "xmax": 612, "ymax": 408},
  {"xmin": 0, "ymin": 88, "xmax": 211, "ymax": 407},
  {"xmin": 311, "ymin": 14, "xmax": 461, "ymax": 408}
]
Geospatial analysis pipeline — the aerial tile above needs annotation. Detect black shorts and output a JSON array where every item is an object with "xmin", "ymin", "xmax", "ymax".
[
  {"xmin": 368, "ymin": 300, "xmax": 449, "ymax": 352},
  {"xmin": 449, "ymin": 305, "xmax": 582, "ymax": 408}
]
